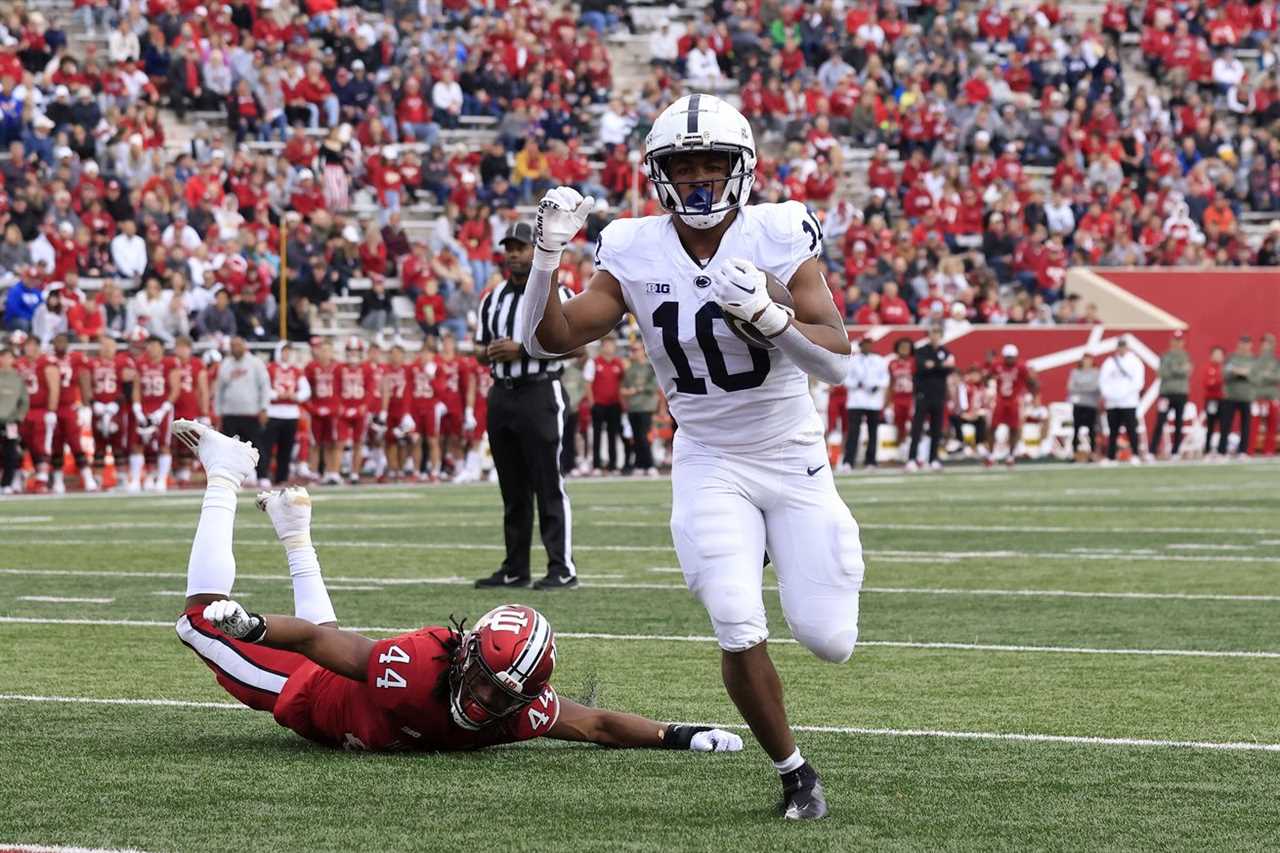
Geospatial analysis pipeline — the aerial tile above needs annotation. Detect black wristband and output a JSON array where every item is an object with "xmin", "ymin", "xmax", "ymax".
[
  {"xmin": 242, "ymin": 613, "xmax": 267, "ymax": 644},
  {"xmin": 661, "ymin": 724, "xmax": 711, "ymax": 750}
]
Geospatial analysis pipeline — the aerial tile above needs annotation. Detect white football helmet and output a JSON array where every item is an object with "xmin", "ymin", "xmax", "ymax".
[{"xmin": 644, "ymin": 94, "xmax": 756, "ymax": 230}]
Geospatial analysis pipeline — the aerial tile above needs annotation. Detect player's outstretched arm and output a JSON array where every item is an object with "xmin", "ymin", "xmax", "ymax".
[
  {"xmin": 204, "ymin": 600, "xmax": 373, "ymax": 682},
  {"xmin": 548, "ymin": 697, "xmax": 743, "ymax": 752},
  {"xmin": 515, "ymin": 186, "xmax": 626, "ymax": 357}
]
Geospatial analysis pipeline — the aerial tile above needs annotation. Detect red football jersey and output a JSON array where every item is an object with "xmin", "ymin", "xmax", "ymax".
[
  {"xmin": 409, "ymin": 360, "xmax": 438, "ymax": 409},
  {"xmin": 337, "ymin": 362, "xmax": 370, "ymax": 407},
  {"xmin": 172, "ymin": 355, "xmax": 205, "ymax": 418},
  {"xmin": 433, "ymin": 356, "xmax": 465, "ymax": 409},
  {"xmin": 16, "ymin": 356, "xmax": 48, "ymax": 409},
  {"xmin": 364, "ymin": 362, "xmax": 388, "ymax": 410},
  {"xmin": 305, "ymin": 362, "xmax": 338, "ymax": 408},
  {"xmin": 88, "ymin": 354, "xmax": 132, "ymax": 403},
  {"xmin": 39, "ymin": 352, "xmax": 86, "ymax": 410},
  {"xmin": 137, "ymin": 355, "xmax": 174, "ymax": 408},
  {"xmin": 269, "ymin": 362, "xmax": 305, "ymax": 405},
  {"xmin": 272, "ymin": 627, "xmax": 561, "ymax": 752},
  {"xmin": 889, "ymin": 356, "xmax": 914, "ymax": 398},
  {"xmin": 992, "ymin": 361, "xmax": 1031, "ymax": 400},
  {"xmin": 384, "ymin": 364, "xmax": 410, "ymax": 415}
]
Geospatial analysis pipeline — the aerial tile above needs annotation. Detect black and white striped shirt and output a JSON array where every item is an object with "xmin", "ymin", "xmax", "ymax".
[{"xmin": 477, "ymin": 280, "xmax": 573, "ymax": 380}]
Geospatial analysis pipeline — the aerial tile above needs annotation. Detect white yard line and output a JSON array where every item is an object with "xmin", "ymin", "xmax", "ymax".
[
  {"xmin": 6, "ymin": 539, "xmax": 1280, "ymax": 562},
  {"xmin": 1165, "ymin": 544, "xmax": 1255, "ymax": 551},
  {"xmin": 0, "ymin": 693, "xmax": 1276, "ymax": 754},
  {"xmin": 5, "ymin": 568, "xmax": 1280, "ymax": 603},
  {"xmin": 15, "ymin": 596, "xmax": 113, "ymax": 604},
  {"xmin": 3, "ymin": 616, "xmax": 1278, "ymax": 660},
  {"xmin": 0, "ymin": 844, "xmax": 154, "ymax": 853}
]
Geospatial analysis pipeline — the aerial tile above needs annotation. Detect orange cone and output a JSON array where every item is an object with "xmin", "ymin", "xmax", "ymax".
[
  {"xmin": 62, "ymin": 449, "xmax": 76, "ymax": 477},
  {"xmin": 20, "ymin": 450, "xmax": 33, "ymax": 474},
  {"xmin": 101, "ymin": 449, "xmax": 117, "ymax": 489}
]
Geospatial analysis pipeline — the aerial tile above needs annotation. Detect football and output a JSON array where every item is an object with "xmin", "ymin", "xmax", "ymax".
[{"xmin": 723, "ymin": 271, "xmax": 795, "ymax": 350}]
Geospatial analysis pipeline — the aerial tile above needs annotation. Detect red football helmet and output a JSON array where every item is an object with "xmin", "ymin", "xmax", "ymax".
[{"xmin": 449, "ymin": 604, "xmax": 556, "ymax": 731}]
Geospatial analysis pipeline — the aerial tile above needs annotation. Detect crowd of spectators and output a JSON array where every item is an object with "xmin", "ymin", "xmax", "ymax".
[{"xmin": 1, "ymin": 0, "xmax": 1279, "ymax": 351}]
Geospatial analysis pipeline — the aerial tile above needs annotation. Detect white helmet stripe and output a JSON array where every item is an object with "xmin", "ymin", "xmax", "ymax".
[
  {"xmin": 508, "ymin": 611, "xmax": 550, "ymax": 686},
  {"xmin": 686, "ymin": 93, "xmax": 700, "ymax": 133}
]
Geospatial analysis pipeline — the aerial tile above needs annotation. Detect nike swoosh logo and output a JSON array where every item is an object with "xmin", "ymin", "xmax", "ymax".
[
  {"xmin": 806, "ymin": 465, "xmax": 823, "ymax": 476},
  {"xmin": 730, "ymin": 282, "xmax": 754, "ymax": 294},
  {"xmin": 503, "ymin": 576, "xmax": 525, "ymax": 584}
]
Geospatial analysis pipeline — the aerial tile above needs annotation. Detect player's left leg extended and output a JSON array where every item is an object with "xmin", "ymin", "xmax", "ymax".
[
  {"xmin": 171, "ymin": 419, "xmax": 306, "ymax": 713},
  {"xmin": 765, "ymin": 439, "xmax": 865, "ymax": 665}
]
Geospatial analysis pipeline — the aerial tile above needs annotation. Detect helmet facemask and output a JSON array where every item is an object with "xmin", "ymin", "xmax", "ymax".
[
  {"xmin": 448, "ymin": 632, "xmax": 537, "ymax": 731},
  {"xmin": 646, "ymin": 146, "xmax": 755, "ymax": 230}
]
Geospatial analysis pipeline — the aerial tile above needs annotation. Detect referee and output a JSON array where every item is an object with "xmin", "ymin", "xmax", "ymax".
[{"xmin": 473, "ymin": 221, "xmax": 579, "ymax": 590}]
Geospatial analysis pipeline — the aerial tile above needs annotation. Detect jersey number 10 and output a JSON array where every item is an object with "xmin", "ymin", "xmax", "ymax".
[{"xmin": 652, "ymin": 301, "xmax": 770, "ymax": 395}]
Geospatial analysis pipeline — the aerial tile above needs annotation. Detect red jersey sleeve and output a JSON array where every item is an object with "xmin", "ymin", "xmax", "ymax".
[{"xmin": 506, "ymin": 684, "xmax": 561, "ymax": 740}]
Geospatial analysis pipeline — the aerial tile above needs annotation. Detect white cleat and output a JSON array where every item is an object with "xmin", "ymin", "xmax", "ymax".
[
  {"xmin": 173, "ymin": 419, "xmax": 259, "ymax": 487},
  {"xmin": 256, "ymin": 486, "xmax": 313, "ymax": 544}
]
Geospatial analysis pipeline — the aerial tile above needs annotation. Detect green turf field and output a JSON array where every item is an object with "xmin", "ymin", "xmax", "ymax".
[{"xmin": 2, "ymin": 461, "xmax": 1279, "ymax": 852}]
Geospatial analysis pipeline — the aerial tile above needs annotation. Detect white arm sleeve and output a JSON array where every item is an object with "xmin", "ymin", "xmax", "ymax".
[
  {"xmin": 514, "ymin": 247, "xmax": 566, "ymax": 359},
  {"xmin": 772, "ymin": 325, "xmax": 851, "ymax": 385}
]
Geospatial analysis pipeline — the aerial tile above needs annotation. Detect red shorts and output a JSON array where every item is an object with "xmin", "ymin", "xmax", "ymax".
[
  {"xmin": 20, "ymin": 409, "xmax": 54, "ymax": 460},
  {"xmin": 175, "ymin": 604, "xmax": 307, "ymax": 714},
  {"xmin": 310, "ymin": 408, "xmax": 338, "ymax": 444},
  {"xmin": 992, "ymin": 399, "xmax": 1021, "ymax": 431},
  {"xmin": 337, "ymin": 408, "xmax": 368, "ymax": 444},
  {"xmin": 411, "ymin": 405, "xmax": 439, "ymax": 438},
  {"xmin": 469, "ymin": 404, "xmax": 488, "ymax": 442},
  {"xmin": 438, "ymin": 407, "xmax": 462, "ymax": 438},
  {"xmin": 132, "ymin": 406, "xmax": 173, "ymax": 452},
  {"xmin": 891, "ymin": 396, "xmax": 913, "ymax": 431}
]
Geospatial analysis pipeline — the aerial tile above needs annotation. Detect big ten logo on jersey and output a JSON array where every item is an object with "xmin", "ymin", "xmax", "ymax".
[
  {"xmin": 478, "ymin": 608, "xmax": 528, "ymax": 634},
  {"xmin": 375, "ymin": 643, "xmax": 410, "ymax": 689},
  {"xmin": 525, "ymin": 686, "xmax": 556, "ymax": 732},
  {"xmin": 645, "ymin": 281, "xmax": 671, "ymax": 295}
]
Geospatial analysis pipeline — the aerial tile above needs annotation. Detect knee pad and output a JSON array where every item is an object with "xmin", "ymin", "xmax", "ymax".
[
  {"xmin": 697, "ymin": 583, "xmax": 768, "ymax": 653},
  {"xmin": 790, "ymin": 621, "xmax": 859, "ymax": 663}
]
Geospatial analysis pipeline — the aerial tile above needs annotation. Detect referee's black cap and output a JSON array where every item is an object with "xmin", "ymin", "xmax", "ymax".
[{"xmin": 500, "ymin": 221, "xmax": 536, "ymax": 247}]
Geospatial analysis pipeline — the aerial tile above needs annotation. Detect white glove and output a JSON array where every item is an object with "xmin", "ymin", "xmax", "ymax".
[
  {"xmin": 92, "ymin": 401, "xmax": 106, "ymax": 417},
  {"xmin": 535, "ymin": 186, "xmax": 595, "ymax": 257},
  {"xmin": 197, "ymin": 415, "xmax": 212, "ymax": 427},
  {"xmin": 43, "ymin": 410, "xmax": 57, "ymax": 430},
  {"xmin": 203, "ymin": 599, "xmax": 266, "ymax": 642},
  {"xmin": 132, "ymin": 402, "xmax": 146, "ymax": 423},
  {"xmin": 709, "ymin": 258, "xmax": 792, "ymax": 338},
  {"xmin": 77, "ymin": 405, "xmax": 92, "ymax": 428},
  {"xmin": 463, "ymin": 407, "xmax": 477, "ymax": 433},
  {"xmin": 689, "ymin": 728, "xmax": 744, "ymax": 753}
]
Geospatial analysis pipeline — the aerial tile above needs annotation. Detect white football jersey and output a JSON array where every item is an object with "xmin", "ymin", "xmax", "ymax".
[{"xmin": 595, "ymin": 201, "xmax": 825, "ymax": 452}]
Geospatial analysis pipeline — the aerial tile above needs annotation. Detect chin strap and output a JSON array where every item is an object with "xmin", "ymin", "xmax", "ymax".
[
  {"xmin": 770, "ymin": 325, "xmax": 851, "ymax": 385},
  {"xmin": 514, "ymin": 246, "xmax": 566, "ymax": 359}
]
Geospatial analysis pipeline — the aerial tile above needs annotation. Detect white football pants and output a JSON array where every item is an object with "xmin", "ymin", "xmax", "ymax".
[{"xmin": 669, "ymin": 431, "xmax": 865, "ymax": 662}]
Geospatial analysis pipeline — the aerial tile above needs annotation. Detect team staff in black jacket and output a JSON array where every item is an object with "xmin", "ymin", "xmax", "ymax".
[{"xmin": 906, "ymin": 325, "xmax": 955, "ymax": 471}]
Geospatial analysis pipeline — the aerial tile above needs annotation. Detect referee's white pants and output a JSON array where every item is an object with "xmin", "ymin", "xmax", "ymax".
[{"xmin": 669, "ymin": 431, "xmax": 865, "ymax": 663}]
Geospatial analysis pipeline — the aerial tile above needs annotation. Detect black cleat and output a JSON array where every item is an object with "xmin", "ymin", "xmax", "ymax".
[
  {"xmin": 780, "ymin": 763, "xmax": 828, "ymax": 820},
  {"xmin": 474, "ymin": 571, "xmax": 531, "ymax": 589},
  {"xmin": 533, "ymin": 574, "xmax": 579, "ymax": 591}
]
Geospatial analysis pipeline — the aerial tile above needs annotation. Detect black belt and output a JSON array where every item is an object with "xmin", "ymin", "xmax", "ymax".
[{"xmin": 492, "ymin": 371, "xmax": 561, "ymax": 390}]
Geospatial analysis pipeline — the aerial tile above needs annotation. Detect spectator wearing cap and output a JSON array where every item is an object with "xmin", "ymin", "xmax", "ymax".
[
  {"xmin": 1219, "ymin": 335, "xmax": 1256, "ymax": 457},
  {"xmin": 1100, "ymin": 337, "xmax": 1145, "ymax": 464},
  {"xmin": 32, "ymin": 286, "xmax": 68, "ymax": 347},
  {"xmin": 23, "ymin": 114, "xmax": 56, "ymax": 166},
  {"xmin": 3, "ymin": 272, "xmax": 42, "ymax": 332},
  {"xmin": 1150, "ymin": 331, "xmax": 1193, "ymax": 458},
  {"xmin": 110, "ymin": 219, "xmax": 148, "ymax": 279},
  {"xmin": 45, "ymin": 86, "xmax": 74, "ymax": 131},
  {"xmin": 907, "ymin": 324, "xmax": 956, "ymax": 471}
]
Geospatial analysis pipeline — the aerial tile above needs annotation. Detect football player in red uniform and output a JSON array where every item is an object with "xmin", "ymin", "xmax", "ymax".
[
  {"xmin": 380, "ymin": 345, "xmax": 413, "ymax": 482},
  {"xmin": 173, "ymin": 420, "xmax": 743, "ymax": 756},
  {"xmin": 44, "ymin": 333, "xmax": 96, "ymax": 493},
  {"xmin": 88, "ymin": 335, "xmax": 134, "ymax": 480},
  {"xmin": 130, "ymin": 336, "xmax": 179, "ymax": 491},
  {"xmin": 336, "ymin": 336, "xmax": 373, "ymax": 484},
  {"xmin": 363, "ymin": 344, "xmax": 390, "ymax": 481},
  {"xmin": 169, "ymin": 336, "xmax": 210, "ymax": 486},
  {"xmin": 950, "ymin": 365, "xmax": 992, "ymax": 459},
  {"xmin": 303, "ymin": 339, "xmax": 341, "ymax": 485},
  {"xmin": 453, "ymin": 352, "xmax": 486, "ymax": 484},
  {"xmin": 14, "ymin": 333, "xmax": 56, "ymax": 492},
  {"xmin": 887, "ymin": 337, "xmax": 915, "ymax": 464},
  {"xmin": 986, "ymin": 343, "xmax": 1037, "ymax": 467},
  {"xmin": 407, "ymin": 343, "xmax": 443, "ymax": 480},
  {"xmin": 433, "ymin": 331, "xmax": 473, "ymax": 478},
  {"xmin": 265, "ymin": 343, "xmax": 311, "ymax": 486}
]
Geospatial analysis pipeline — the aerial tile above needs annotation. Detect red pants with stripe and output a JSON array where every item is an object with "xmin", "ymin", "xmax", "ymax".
[
  {"xmin": 175, "ymin": 604, "xmax": 307, "ymax": 713},
  {"xmin": 1254, "ymin": 399, "xmax": 1278, "ymax": 455}
]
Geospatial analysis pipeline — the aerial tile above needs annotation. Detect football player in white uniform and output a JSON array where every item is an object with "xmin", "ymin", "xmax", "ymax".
[{"xmin": 514, "ymin": 94, "xmax": 864, "ymax": 820}]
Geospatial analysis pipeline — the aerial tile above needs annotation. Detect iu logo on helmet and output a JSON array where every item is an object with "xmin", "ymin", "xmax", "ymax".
[{"xmin": 481, "ymin": 608, "xmax": 530, "ymax": 634}]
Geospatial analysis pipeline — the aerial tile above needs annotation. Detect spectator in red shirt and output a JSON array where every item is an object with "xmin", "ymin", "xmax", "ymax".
[
  {"xmin": 588, "ymin": 337, "xmax": 625, "ymax": 472},
  {"xmin": 457, "ymin": 203, "xmax": 495, "ymax": 290},
  {"xmin": 879, "ymin": 281, "xmax": 913, "ymax": 325},
  {"xmin": 358, "ymin": 225, "xmax": 390, "ymax": 278}
]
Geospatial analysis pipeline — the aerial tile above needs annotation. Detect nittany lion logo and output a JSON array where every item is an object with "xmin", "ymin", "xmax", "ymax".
[{"xmin": 694, "ymin": 275, "xmax": 712, "ymax": 289}]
